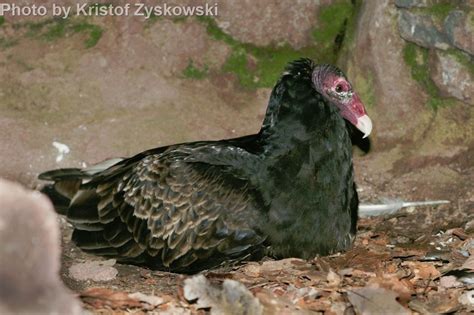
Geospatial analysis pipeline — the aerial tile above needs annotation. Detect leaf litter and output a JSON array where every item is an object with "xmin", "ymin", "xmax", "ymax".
[{"xmin": 64, "ymin": 205, "xmax": 473, "ymax": 314}]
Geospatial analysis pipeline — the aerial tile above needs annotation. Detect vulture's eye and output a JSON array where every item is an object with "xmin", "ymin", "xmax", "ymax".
[{"xmin": 335, "ymin": 84, "xmax": 343, "ymax": 93}]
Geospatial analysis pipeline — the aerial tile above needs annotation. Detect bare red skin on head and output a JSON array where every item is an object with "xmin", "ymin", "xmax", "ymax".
[
  {"xmin": 321, "ymin": 74, "xmax": 367, "ymax": 126},
  {"xmin": 331, "ymin": 77, "xmax": 351, "ymax": 93}
]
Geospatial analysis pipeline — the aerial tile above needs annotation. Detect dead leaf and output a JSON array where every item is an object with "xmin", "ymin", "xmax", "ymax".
[
  {"xmin": 259, "ymin": 258, "xmax": 312, "ymax": 274},
  {"xmin": 238, "ymin": 262, "xmax": 262, "ymax": 278},
  {"xmin": 347, "ymin": 286, "xmax": 410, "ymax": 315},
  {"xmin": 329, "ymin": 301, "xmax": 349, "ymax": 315},
  {"xmin": 238, "ymin": 258, "xmax": 311, "ymax": 278},
  {"xmin": 458, "ymin": 290, "xmax": 474, "ymax": 310},
  {"xmin": 402, "ymin": 261, "xmax": 441, "ymax": 280},
  {"xmin": 351, "ymin": 269, "xmax": 377, "ymax": 278},
  {"xmin": 284, "ymin": 285, "xmax": 320, "ymax": 304},
  {"xmin": 329, "ymin": 247, "xmax": 390, "ymax": 272},
  {"xmin": 183, "ymin": 274, "xmax": 263, "ymax": 315},
  {"xmin": 441, "ymin": 253, "xmax": 474, "ymax": 285},
  {"xmin": 439, "ymin": 275, "xmax": 463, "ymax": 288},
  {"xmin": 446, "ymin": 228, "xmax": 469, "ymax": 240},
  {"xmin": 254, "ymin": 289, "xmax": 316, "ymax": 315},
  {"xmin": 80, "ymin": 288, "xmax": 142, "ymax": 309},
  {"xmin": 367, "ymin": 275, "xmax": 413, "ymax": 304},
  {"xmin": 338, "ymin": 268, "xmax": 353, "ymax": 277},
  {"xmin": 460, "ymin": 255, "xmax": 474, "ymax": 271},
  {"xmin": 462, "ymin": 239, "xmax": 474, "ymax": 254},
  {"xmin": 128, "ymin": 292, "xmax": 165, "ymax": 310},
  {"xmin": 326, "ymin": 270, "xmax": 342, "ymax": 287},
  {"xmin": 409, "ymin": 290, "xmax": 461, "ymax": 313}
]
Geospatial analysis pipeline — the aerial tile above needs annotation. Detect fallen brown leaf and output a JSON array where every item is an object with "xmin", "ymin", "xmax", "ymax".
[
  {"xmin": 409, "ymin": 290, "xmax": 462, "ymax": 314},
  {"xmin": 326, "ymin": 270, "xmax": 342, "ymax": 287},
  {"xmin": 460, "ymin": 255, "xmax": 474, "ymax": 271},
  {"xmin": 367, "ymin": 275, "xmax": 414, "ymax": 305},
  {"xmin": 80, "ymin": 288, "xmax": 143, "ymax": 310},
  {"xmin": 446, "ymin": 228, "xmax": 469, "ymax": 240},
  {"xmin": 347, "ymin": 286, "xmax": 410, "ymax": 315},
  {"xmin": 254, "ymin": 289, "xmax": 316, "ymax": 315},
  {"xmin": 439, "ymin": 275, "xmax": 463, "ymax": 288},
  {"xmin": 128, "ymin": 292, "xmax": 165, "ymax": 310},
  {"xmin": 402, "ymin": 261, "xmax": 441, "ymax": 280}
]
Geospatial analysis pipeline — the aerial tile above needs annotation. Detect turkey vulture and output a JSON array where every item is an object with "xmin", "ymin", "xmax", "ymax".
[{"xmin": 39, "ymin": 58, "xmax": 372, "ymax": 273}]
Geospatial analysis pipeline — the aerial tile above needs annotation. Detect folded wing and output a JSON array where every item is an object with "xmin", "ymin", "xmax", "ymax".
[{"xmin": 45, "ymin": 143, "xmax": 267, "ymax": 272}]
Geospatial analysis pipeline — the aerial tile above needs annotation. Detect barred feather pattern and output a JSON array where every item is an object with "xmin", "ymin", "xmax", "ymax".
[{"xmin": 69, "ymin": 145, "xmax": 266, "ymax": 270}]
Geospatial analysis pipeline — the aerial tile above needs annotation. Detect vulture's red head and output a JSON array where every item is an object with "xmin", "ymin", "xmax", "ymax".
[{"xmin": 312, "ymin": 65, "xmax": 372, "ymax": 138}]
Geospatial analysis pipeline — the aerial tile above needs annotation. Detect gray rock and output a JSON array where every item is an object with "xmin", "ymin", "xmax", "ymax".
[
  {"xmin": 343, "ymin": 0, "xmax": 429, "ymax": 142},
  {"xmin": 394, "ymin": 0, "xmax": 429, "ymax": 9},
  {"xmin": 398, "ymin": 10, "xmax": 451, "ymax": 50},
  {"xmin": 214, "ymin": 0, "xmax": 323, "ymax": 49},
  {"xmin": 445, "ymin": 10, "xmax": 474, "ymax": 56},
  {"xmin": 0, "ymin": 17, "xmax": 267, "ymax": 187},
  {"xmin": 69, "ymin": 259, "xmax": 118, "ymax": 282},
  {"xmin": 430, "ymin": 50, "xmax": 474, "ymax": 105},
  {"xmin": 0, "ymin": 179, "xmax": 83, "ymax": 315}
]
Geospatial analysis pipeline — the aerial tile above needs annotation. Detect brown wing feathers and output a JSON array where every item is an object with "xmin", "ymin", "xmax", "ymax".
[{"xmin": 58, "ymin": 145, "xmax": 266, "ymax": 271}]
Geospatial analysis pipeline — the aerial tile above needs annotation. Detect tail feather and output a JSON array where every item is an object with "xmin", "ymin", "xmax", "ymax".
[
  {"xmin": 38, "ymin": 168, "xmax": 85, "ymax": 181},
  {"xmin": 39, "ymin": 168, "xmax": 84, "ymax": 214},
  {"xmin": 71, "ymin": 229, "xmax": 109, "ymax": 250},
  {"xmin": 40, "ymin": 184, "xmax": 71, "ymax": 215},
  {"xmin": 67, "ymin": 190, "xmax": 101, "ymax": 224},
  {"xmin": 73, "ymin": 222, "xmax": 105, "ymax": 232},
  {"xmin": 39, "ymin": 158, "xmax": 124, "ymax": 214}
]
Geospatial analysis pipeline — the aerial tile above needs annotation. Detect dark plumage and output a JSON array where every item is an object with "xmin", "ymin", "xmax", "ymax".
[{"xmin": 40, "ymin": 58, "xmax": 372, "ymax": 273}]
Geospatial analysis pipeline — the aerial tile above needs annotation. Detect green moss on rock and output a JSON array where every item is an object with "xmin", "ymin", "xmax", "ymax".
[
  {"xmin": 43, "ymin": 20, "xmax": 67, "ymax": 41},
  {"xmin": 199, "ymin": 16, "xmax": 311, "ymax": 88},
  {"xmin": 354, "ymin": 72, "xmax": 376, "ymax": 109},
  {"xmin": 312, "ymin": 1, "xmax": 353, "ymax": 50},
  {"xmin": 25, "ymin": 19, "xmax": 54, "ymax": 36},
  {"xmin": 0, "ymin": 37, "xmax": 18, "ymax": 49},
  {"xmin": 424, "ymin": 3, "xmax": 457, "ymax": 22},
  {"xmin": 198, "ymin": 16, "xmax": 237, "ymax": 46},
  {"xmin": 71, "ymin": 22, "xmax": 103, "ymax": 48},
  {"xmin": 198, "ymin": 1, "xmax": 359, "ymax": 89},
  {"xmin": 183, "ymin": 60, "xmax": 208, "ymax": 79},
  {"xmin": 18, "ymin": 17, "xmax": 103, "ymax": 48},
  {"xmin": 0, "ymin": 16, "xmax": 5, "ymax": 27},
  {"xmin": 222, "ymin": 48, "xmax": 254, "ymax": 87},
  {"xmin": 446, "ymin": 48, "xmax": 474, "ymax": 76},
  {"xmin": 403, "ymin": 42, "xmax": 454, "ymax": 109}
]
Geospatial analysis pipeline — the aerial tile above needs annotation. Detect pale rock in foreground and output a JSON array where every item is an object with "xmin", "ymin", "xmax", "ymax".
[{"xmin": 0, "ymin": 178, "xmax": 83, "ymax": 314}]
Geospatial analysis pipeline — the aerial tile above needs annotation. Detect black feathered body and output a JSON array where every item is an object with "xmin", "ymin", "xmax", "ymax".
[
  {"xmin": 40, "ymin": 59, "xmax": 359, "ymax": 272},
  {"xmin": 257, "ymin": 62, "xmax": 356, "ymax": 258}
]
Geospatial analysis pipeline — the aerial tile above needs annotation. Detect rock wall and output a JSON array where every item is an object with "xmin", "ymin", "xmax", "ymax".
[
  {"xmin": 0, "ymin": 0, "xmax": 472, "ymax": 188},
  {"xmin": 396, "ymin": 0, "xmax": 473, "ymax": 105},
  {"xmin": 343, "ymin": 0, "xmax": 472, "ymax": 156},
  {"xmin": 0, "ymin": 0, "xmax": 354, "ymax": 186}
]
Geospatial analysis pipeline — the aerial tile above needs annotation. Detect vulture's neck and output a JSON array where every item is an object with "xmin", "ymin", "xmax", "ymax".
[
  {"xmin": 256, "ymin": 91, "xmax": 354, "ymax": 204},
  {"xmin": 258, "ymin": 93, "xmax": 346, "ymax": 165}
]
